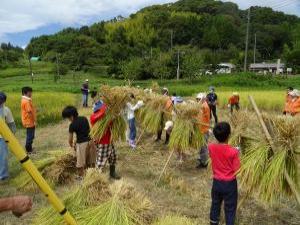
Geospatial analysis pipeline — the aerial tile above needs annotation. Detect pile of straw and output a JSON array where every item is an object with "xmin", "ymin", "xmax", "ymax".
[
  {"xmin": 239, "ymin": 115, "xmax": 300, "ymax": 204},
  {"xmin": 32, "ymin": 170, "xmax": 152, "ymax": 225},
  {"xmin": 90, "ymin": 85, "xmax": 130, "ymax": 142},
  {"xmin": 169, "ymin": 103, "xmax": 204, "ymax": 152},
  {"xmin": 43, "ymin": 153, "xmax": 77, "ymax": 185},
  {"xmin": 152, "ymin": 215, "xmax": 196, "ymax": 225}
]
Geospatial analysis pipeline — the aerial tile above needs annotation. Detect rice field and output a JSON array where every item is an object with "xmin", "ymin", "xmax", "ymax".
[{"xmin": 5, "ymin": 92, "xmax": 77, "ymax": 126}]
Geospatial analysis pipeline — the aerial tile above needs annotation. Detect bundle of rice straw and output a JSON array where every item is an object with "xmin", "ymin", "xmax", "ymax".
[
  {"xmin": 77, "ymin": 180, "xmax": 152, "ymax": 225},
  {"xmin": 238, "ymin": 115, "xmax": 300, "ymax": 205},
  {"xmin": 12, "ymin": 157, "xmax": 56, "ymax": 192},
  {"xmin": 138, "ymin": 94, "xmax": 171, "ymax": 133},
  {"xmin": 169, "ymin": 103, "xmax": 204, "ymax": 152},
  {"xmin": 90, "ymin": 85, "xmax": 130, "ymax": 142},
  {"xmin": 32, "ymin": 169, "xmax": 111, "ymax": 225},
  {"xmin": 43, "ymin": 153, "xmax": 77, "ymax": 185},
  {"xmin": 151, "ymin": 81, "xmax": 160, "ymax": 93},
  {"xmin": 152, "ymin": 215, "xmax": 196, "ymax": 225}
]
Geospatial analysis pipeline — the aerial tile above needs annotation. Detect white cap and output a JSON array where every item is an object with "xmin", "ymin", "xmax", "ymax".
[
  {"xmin": 85, "ymin": 79, "xmax": 89, "ymax": 82},
  {"xmin": 164, "ymin": 121, "xmax": 173, "ymax": 130},
  {"xmin": 233, "ymin": 92, "xmax": 238, "ymax": 96},
  {"xmin": 290, "ymin": 89, "xmax": 300, "ymax": 97},
  {"xmin": 196, "ymin": 93, "xmax": 206, "ymax": 100}
]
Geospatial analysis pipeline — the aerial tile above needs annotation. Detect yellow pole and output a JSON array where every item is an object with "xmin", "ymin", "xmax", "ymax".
[{"xmin": 0, "ymin": 119, "xmax": 77, "ymax": 225}]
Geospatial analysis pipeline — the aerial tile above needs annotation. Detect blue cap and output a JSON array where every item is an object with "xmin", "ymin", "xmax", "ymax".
[
  {"xmin": 93, "ymin": 100, "xmax": 103, "ymax": 112},
  {"xmin": 0, "ymin": 92, "xmax": 7, "ymax": 105}
]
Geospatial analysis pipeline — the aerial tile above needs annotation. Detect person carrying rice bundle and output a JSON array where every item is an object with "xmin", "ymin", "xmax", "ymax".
[
  {"xmin": 289, "ymin": 89, "xmax": 300, "ymax": 116},
  {"xmin": 155, "ymin": 87, "xmax": 173, "ymax": 144},
  {"xmin": 126, "ymin": 93, "xmax": 144, "ymax": 149},
  {"xmin": 283, "ymin": 87, "xmax": 293, "ymax": 115},
  {"xmin": 90, "ymin": 100, "xmax": 121, "ymax": 180},
  {"xmin": 196, "ymin": 93, "xmax": 211, "ymax": 169},
  {"xmin": 228, "ymin": 92, "xmax": 240, "ymax": 114}
]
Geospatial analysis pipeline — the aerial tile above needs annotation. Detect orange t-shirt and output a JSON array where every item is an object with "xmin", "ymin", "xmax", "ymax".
[
  {"xmin": 284, "ymin": 94, "xmax": 292, "ymax": 113},
  {"xmin": 228, "ymin": 95, "xmax": 239, "ymax": 105},
  {"xmin": 290, "ymin": 97, "xmax": 300, "ymax": 116},
  {"xmin": 199, "ymin": 101, "xmax": 210, "ymax": 134},
  {"xmin": 165, "ymin": 98, "xmax": 173, "ymax": 111},
  {"xmin": 21, "ymin": 96, "xmax": 36, "ymax": 128}
]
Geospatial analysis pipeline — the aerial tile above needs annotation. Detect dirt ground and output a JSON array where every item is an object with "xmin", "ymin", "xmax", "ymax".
[{"xmin": 0, "ymin": 107, "xmax": 299, "ymax": 225}]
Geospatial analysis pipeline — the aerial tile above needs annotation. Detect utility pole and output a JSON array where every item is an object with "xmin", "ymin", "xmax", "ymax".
[
  {"xmin": 29, "ymin": 57, "xmax": 33, "ymax": 83},
  {"xmin": 244, "ymin": 7, "xmax": 251, "ymax": 72},
  {"xmin": 170, "ymin": 30, "xmax": 173, "ymax": 51},
  {"xmin": 176, "ymin": 50, "xmax": 180, "ymax": 80},
  {"xmin": 254, "ymin": 33, "xmax": 257, "ymax": 64},
  {"xmin": 55, "ymin": 53, "xmax": 59, "ymax": 82}
]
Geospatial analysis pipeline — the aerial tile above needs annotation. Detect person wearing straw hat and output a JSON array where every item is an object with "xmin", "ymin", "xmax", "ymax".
[
  {"xmin": 195, "ymin": 93, "xmax": 211, "ymax": 169},
  {"xmin": 283, "ymin": 87, "xmax": 293, "ymax": 115},
  {"xmin": 207, "ymin": 86, "xmax": 218, "ymax": 124},
  {"xmin": 81, "ymin": 79, "xmax": 89, "ymax": 108},
  {"xmin": 0, "ymin": 92, "xmax": 16, "ymax": 181},
  {"xmin": 228, "ymin": 92, "xmax": 240, "ymax": 114},
  {"xmin": 290, "ymin": 89, "xmax": 300, "ymax": 116}
]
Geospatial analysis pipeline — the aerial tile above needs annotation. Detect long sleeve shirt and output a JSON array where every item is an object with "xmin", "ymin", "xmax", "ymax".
[
  {"xmin": 21, "ymin": 96, "xmax": 36, "ymax": 128},
  {"xmin": 126, "ymin": 101, "xmax": 143, "ymax": 120}
]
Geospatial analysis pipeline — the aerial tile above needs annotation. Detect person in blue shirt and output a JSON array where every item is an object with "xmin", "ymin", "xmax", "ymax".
[{"xmin": 206, "ymin": 86, "xmax": 218, "ymax": 124}]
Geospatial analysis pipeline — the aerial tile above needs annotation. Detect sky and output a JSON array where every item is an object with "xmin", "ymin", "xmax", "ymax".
[{"xmin": 0, "ymin": 0, "xmax": 299, "ymax": 47}]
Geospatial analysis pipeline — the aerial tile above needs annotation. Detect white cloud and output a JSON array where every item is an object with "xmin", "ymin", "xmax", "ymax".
[
  {"xmin": 0, "ymin": 0, "xmax": 299, "ymax": 43},
  {"xmin": 0, "ymin": 0, "xmax": 175, "ymax": 38}
]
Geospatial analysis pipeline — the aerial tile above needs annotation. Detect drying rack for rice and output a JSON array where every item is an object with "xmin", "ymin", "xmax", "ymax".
[
  {"xmin": 168, "ymin": 103, "xmax": 204, "ymax": 153},
  {"xmin": 138, "ymin": 94, "xmax": 171, "ymax": 134},
  {"xmin": 90, "ymin": 85, "xmax": 131, "ymax": 142},
  {"xmin": 238, "ymin": 113, "xmax": 300, "ymax": 205}
]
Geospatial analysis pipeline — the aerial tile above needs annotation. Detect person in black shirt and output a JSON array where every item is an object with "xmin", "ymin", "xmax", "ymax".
[
  {"xmin": 62, "ymin": 106, "xmax": 96, "ymax": 179},
  {"xmin": 206, "ymin": 86, "xmax": 218, "ymax": 124},
  {"xmin": 81, "ymin": 79, "xmax": 89, "ymax": 107}
]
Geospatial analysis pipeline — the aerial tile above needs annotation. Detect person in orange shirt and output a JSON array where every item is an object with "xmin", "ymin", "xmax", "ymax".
[
  {"xmin": 290, "ymin": 89, "xmax": 300, "ymax": 116},
  {"xmin": 228, "ymin": 92, "xmax": 240, "ymax": 114},
  {"xmin": 283, "ymin": 87, "xmax": 293, "ymax": 115},
  {"xmin": 196, "ymin": 93, "xmax": 211, "ymax": 169},
  {"xmin": 21, "ymin": 87, "xmax": 36, "ymax": 153}
]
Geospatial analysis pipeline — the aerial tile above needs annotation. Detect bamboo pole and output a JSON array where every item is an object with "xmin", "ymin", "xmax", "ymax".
[
  {"xmin": 155, "ymin": 149, "xmax": 175, "ymax": 186},
  {"xmin": 248, "ymin": 96, "xmax": 300, "ymax": 206}
]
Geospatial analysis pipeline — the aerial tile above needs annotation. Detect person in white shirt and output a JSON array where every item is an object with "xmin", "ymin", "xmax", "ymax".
[
  {"xmin": 126, "ymin": 94, "xmax": 144, "ymax": 149},
  {"xmin": 0, "ymin": 92, "xmax": 16, "ymax": 181}
]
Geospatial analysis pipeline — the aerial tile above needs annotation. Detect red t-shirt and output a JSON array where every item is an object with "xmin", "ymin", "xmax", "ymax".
[
  {"xmin": 90, "ymin": 104, "xmax": 111, "ymax": 145},
  {"xmin": 208, "ymin": 143, "xmax": 240, "ymax": 181}
]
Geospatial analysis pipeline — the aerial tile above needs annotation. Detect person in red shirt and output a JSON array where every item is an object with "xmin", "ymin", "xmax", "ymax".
[
  {"xmin": 228, "ymin": 92, "xmax": 240, "ymax": 114},
  {"xmin": 90, "ymin": 100, "xmax": 120, "ymax": 179},
  {"xmin": 208, "ymin": 122, "xmax": 240, "ymax": 225}
]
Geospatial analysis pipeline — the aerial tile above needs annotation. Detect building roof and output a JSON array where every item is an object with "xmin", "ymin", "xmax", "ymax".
[
  {"xmin": 30, "ymin": 56, "xmax": 40, "ymax": 61},
  {"xmin": 218, "ymin": 63, "xmax": 236, "ymax": 69},
  {"xmin": 249, "ymin": 63, "xmax": 285, "ymax": 69}
]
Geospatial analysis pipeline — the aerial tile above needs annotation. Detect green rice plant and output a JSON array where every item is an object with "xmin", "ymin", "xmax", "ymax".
[{"xmin": 152, "ymin": 215, "xmax": 196, "ymax": 225}]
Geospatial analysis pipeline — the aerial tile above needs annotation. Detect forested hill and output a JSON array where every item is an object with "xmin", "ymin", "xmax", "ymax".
[{"xmin": 25, "ymin": 0, "xmax": 300, "ymax": 79}]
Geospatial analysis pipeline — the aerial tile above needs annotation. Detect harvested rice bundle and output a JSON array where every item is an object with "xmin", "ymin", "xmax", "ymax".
[
  {"xmin": 77, "ymin": 180, "xmax": 152, "ymax": 225},
  {"xmin": 12, "ymin": 157, "xmax": 55, "ymax": 191},
  {"xmin": 169, "ymin": 103, "xmax": 204, "ymax": 152},
  {"xmin": 32, "ymin": 169, "xmax": 111, "ymax": 225},
  {"xmin": 151, "ymin": 81, "xmax": 160, "ymax": 93},
  {"xmin": 140, "ymin": 94, "xmax": 171, "ymax": 133},
  {"xmin": 43, "ymin": 153, "xmax": 77, "ymax": 185},
  {"xmin": 90, "ymin": 85, "xmax": 130, "ymax": 142},
  {"xmin": 239, "ymin": 115, "xmax": 300, "ymax": 205},
  {"xmin": 152, "ymin": 215, "xmax": 196, "ymax": 225}
]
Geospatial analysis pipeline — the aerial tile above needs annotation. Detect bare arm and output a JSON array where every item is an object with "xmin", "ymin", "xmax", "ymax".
[
  {"xmin": 0, "ymin": 196, "xmax": 32, "ymax": 216},
  {"xmin": 68, "ymin": 133, "xmax": 74, "ymax": 147}
]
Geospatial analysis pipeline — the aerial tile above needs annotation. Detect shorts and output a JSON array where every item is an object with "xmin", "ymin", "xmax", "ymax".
[{"xmin": 75, "ymin": 140, "xmax": 96, "ymax": 168}]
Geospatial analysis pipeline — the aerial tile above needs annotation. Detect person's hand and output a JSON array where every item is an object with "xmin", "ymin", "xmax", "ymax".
[
  {"xmin": 227, "ymin": 104, "xmax": 231, "ymax": 108},
  {"xmin": 11, "ymin": 196, "xmax": 32, "ymax": 217}
]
